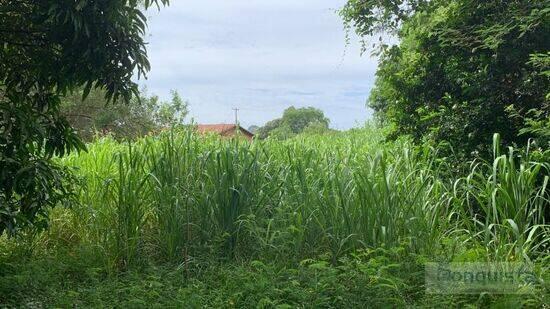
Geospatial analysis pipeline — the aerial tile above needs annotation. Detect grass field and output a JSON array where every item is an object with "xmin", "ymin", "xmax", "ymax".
[{"xmin": 1, "ymin": 127, "xmax": 548, "ymax": 307}]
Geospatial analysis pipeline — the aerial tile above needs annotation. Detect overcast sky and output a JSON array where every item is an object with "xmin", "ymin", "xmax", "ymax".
[{"xmin": 140, "ymin": 0, "xmax": 378, "ymax": 130}]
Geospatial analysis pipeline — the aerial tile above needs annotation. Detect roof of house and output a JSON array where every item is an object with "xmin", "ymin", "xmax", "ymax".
[{"xmin": 196, "ymin": 124, "xmax": 254, "ymax": 137}]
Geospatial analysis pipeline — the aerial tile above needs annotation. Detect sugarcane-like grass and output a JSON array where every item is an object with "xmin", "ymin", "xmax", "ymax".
[{"xmin": 54, "ymin": 128, "xmax": 548, "ymax": 271}]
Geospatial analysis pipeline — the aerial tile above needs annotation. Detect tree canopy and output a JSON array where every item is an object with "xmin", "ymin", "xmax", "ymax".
[
  {"xmin": 62, "ymin": 88, "xmax": 189, "ymax": 141},
  {"xmin": 256, "ymin": 106, "xmax": 331, "ymax": 139},
  {"xmin": 0, "ymin": 0, "xmax": 168, "ymax": 235},
  {"xmin": 342, "ymin": 0, "xmax": 550, "ymax": 159}
]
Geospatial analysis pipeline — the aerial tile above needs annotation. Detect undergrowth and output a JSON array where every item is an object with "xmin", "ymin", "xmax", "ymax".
[{"xmin": 1, "ymin": 127, "xmax": 548, "ymax": 307}]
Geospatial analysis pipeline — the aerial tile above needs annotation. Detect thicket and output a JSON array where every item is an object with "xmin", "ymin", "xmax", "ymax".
[{"xmin": 1, "ymin": 127, "xmax": 547, "ymax": 306}]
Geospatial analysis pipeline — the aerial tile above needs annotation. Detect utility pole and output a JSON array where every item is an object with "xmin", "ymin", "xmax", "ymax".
[{"xmin": 232, "ymin": 108, "xmax": 239, "ymax": 125}]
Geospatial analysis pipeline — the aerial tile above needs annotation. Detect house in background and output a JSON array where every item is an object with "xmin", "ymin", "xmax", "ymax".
[{"xmin": 196, "ymin": 124, "xmax": 254, "ymax": 141}]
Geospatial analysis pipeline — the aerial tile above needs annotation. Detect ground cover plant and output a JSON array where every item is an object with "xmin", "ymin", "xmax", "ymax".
[{"xmin": 1, "ymin": 127, "xmax": 548, "ymax": 307}]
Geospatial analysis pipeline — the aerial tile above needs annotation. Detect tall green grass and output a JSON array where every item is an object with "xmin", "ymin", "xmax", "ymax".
[
  {"xmin": 55, "ymin": 129, "xmax": 548, "ymax": 271},
  {"xmin": 450, "ymin": 134, "xmax": 549, "ymax": 261}
]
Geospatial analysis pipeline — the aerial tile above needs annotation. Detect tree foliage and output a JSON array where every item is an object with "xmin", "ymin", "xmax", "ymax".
[
  {"xmin": 342, "ymin": 0, "xmax": 550, "ymax": 159},
  {"xmin": 62, "ymin": 88, "xmax": 188, "ymax": 141},
  {"xmin": 247, "ymin": 125, "xmax": 260, "ymax": 134},
  {"xmin": 341, "ymin": 0, "xmax": 430, "ymax": 35},
  {"xmin": 0, "ymin": 0, "xmax": 168, "ymax": 235},
  {"xmin": 256, "ymin": 106, "xmax": 330, "ymax": 139}
]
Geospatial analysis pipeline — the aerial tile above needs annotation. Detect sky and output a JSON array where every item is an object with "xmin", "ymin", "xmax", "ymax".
[{"xmin": 140, "ymin": 0, "xmax": 379, "ymax": 130}]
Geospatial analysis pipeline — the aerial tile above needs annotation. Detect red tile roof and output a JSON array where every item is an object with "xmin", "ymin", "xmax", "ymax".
[
  {"xmin": 195, "ymin": 124, "xmax": 254, "ymax": 138},
  {"xmin": 196, "ymin": 124, "xmax": 237, "ymax": 134}
]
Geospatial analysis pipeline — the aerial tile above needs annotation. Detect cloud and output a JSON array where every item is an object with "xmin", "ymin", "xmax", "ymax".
[{"xmin": 139, "ymin": 0, "xmax": 378, "ymax": 129}]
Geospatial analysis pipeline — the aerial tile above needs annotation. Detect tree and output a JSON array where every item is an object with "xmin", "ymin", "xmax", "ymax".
[
  {"xmin": 0, "ymin": 0, "xmax": 168, "ymax": 235},
  {"xmin": 155, "ymin": 90, "xmax": 189, "ymax": 129},
  {"xmin": 282, "ymin": 107, "xmax": 330, "ymax": 134},
  {"xmin": 342, "ymin": 0, "xmax": 550, "ymax": 159},
  {"xmin": 302, "ymin": 121, "xmax": 334, "ymax": 136},
  {"xmin": 269, "ymin": 125, "xmax": 295, "ymax": 140},
  {"xmin": 257, "ymin": 119, "xmax": 284, "ymax": 139},
  {"xmin": 62, "ymin": 88, "xmax": 188, "ymax": 141},
  {"xmin": 256, "ymin": 106, "xmax": 330, "ymax": 139},
  {"xmin": 247, "ymin": 125, "xmax": 260, "ymax": 134}
]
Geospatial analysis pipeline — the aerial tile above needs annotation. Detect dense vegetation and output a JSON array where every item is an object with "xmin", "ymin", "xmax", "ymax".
[
  {"xmin": 255, "ymin": 106, "xmax": 331, "ymax": 139},
  {"xmin": 0, "ymin": 0, "xmax": 168, "ymax": 235},
  {"xmin": 1, "ymin": 128, "xmax": 548, "ymax": 306},
  {"xmin": 342, "ymin": 0, "xmax": 549, "ymax": 159},
  {"xmin": 62, "ymin": 88, "xmax": 188, "ymax": 141},
  {"xmin": 1, "ymin": 0, "xmax": 549, "ymax": 307}
]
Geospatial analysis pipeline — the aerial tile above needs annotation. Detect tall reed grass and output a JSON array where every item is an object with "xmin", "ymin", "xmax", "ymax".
[
  {"xmin": 57, "ymin": 129, "xmax": 548, "ymax": 270},
  {"xmin": 450, "ymin": 134, "xmax": 549, "ymax": 261}
]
